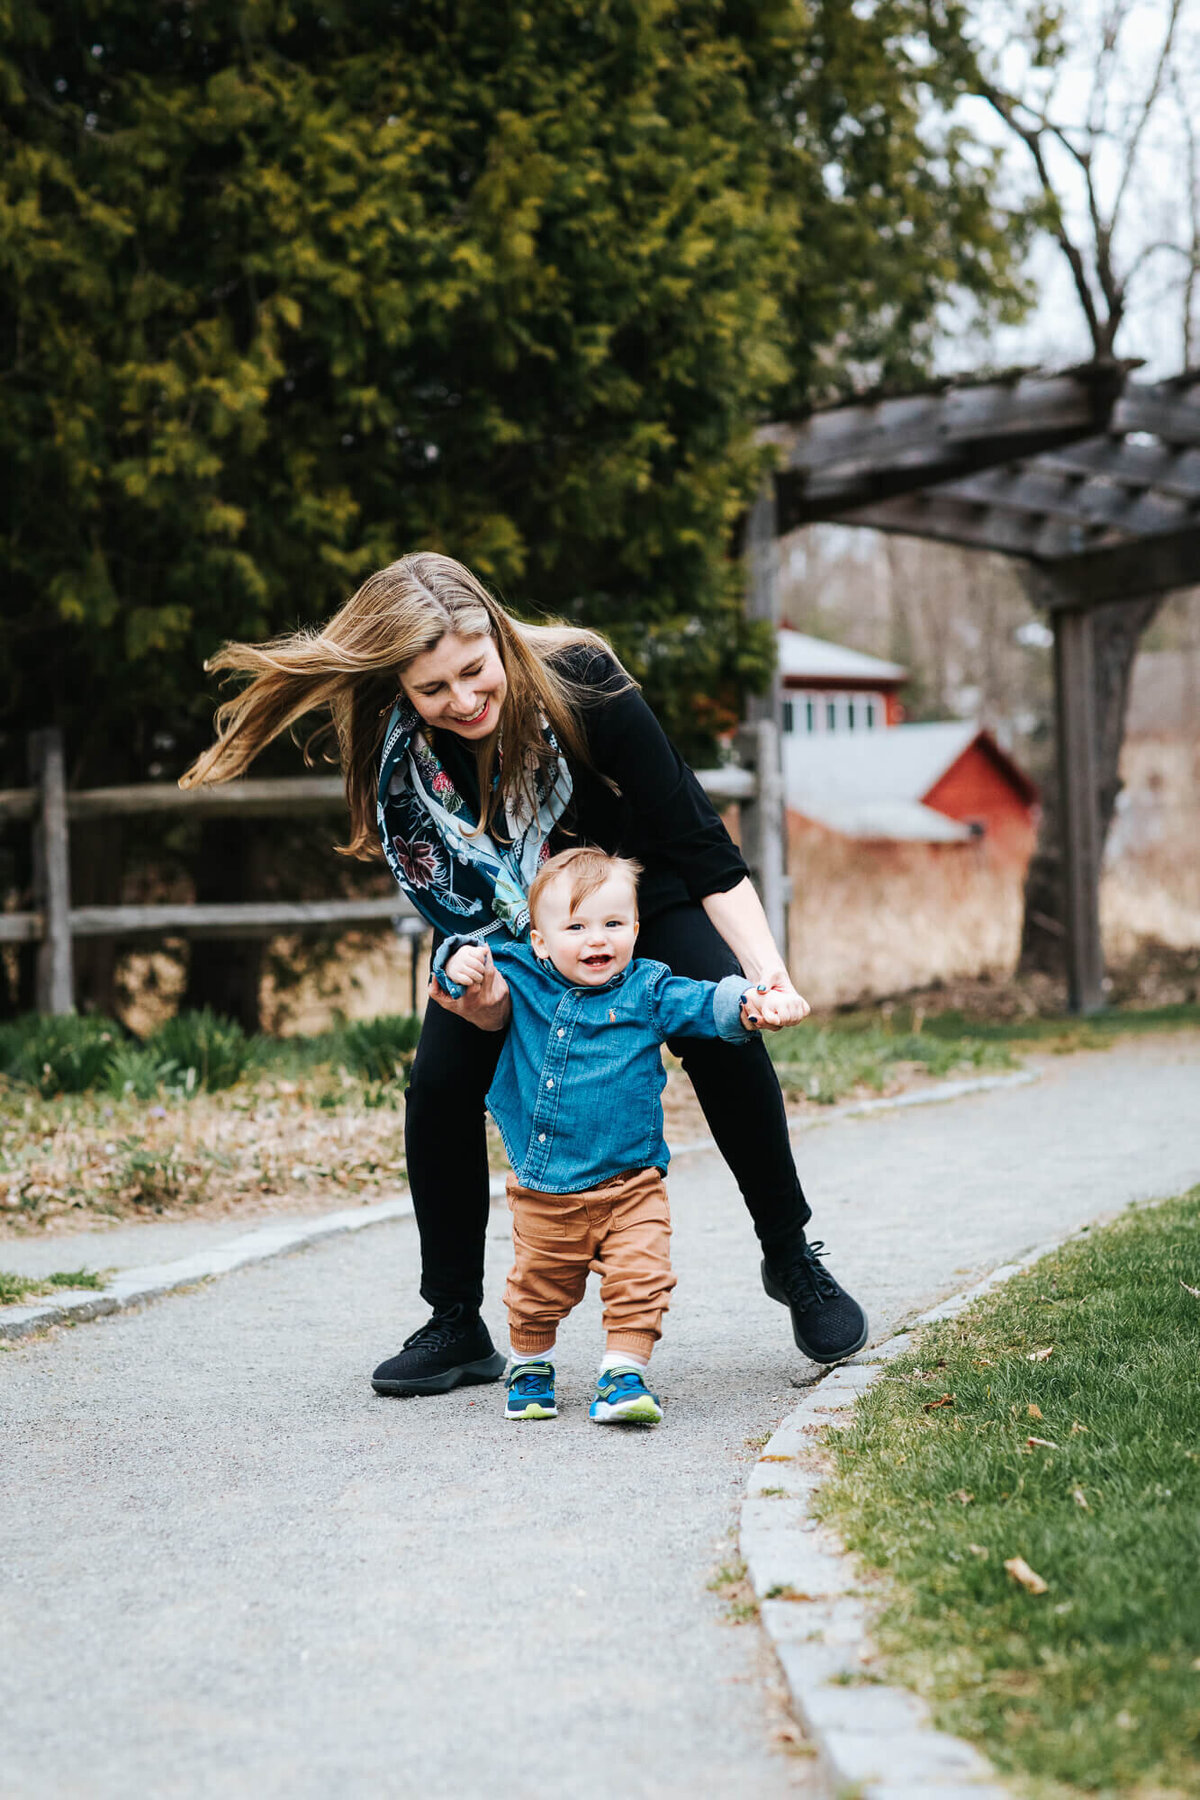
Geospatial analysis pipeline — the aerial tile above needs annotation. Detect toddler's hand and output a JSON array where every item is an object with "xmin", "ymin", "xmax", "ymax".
[
  {"xmin": 741, "ymin": 981, "xmax": 811, "ymax": 1032},
  {"xmin": 430, "ymin": 942, "xmax": 511, "ymax": 1032},
  {"xmin": 445, "ymin": 944, "xmax": 490, "ymax": 989}
]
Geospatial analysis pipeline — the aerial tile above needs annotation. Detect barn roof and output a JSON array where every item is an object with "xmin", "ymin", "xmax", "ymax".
[
  {"xmin": 789, "ymin": 794, "xmax": 973, "ymax": 843},
  {"xmin": 778, "ymin": 628, "xmax": 907, "ymax": 685},
  {"xmin": 782, "ymin": 721, "xmax": 1030, "ymax": 843}
]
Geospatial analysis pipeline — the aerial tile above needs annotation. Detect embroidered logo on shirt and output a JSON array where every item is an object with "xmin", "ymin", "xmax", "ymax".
[{"xmin": 608, "ymin": 1008, "xmax": 617, "ymax": 1023}]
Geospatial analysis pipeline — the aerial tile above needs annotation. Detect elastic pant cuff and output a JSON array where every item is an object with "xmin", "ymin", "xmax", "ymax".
[
  {"xmin": 508, "ymin": 1327, "xmax": 559, "ymax": 1356},
  {"xmin": 605, "ymin": 1329, "xmax": 659, "ymax": 1361}
]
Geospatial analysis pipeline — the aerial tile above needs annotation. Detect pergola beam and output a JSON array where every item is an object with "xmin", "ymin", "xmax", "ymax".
[
  {"xmin": 1035, "ymin": 439, "xmax": 1200, "ymax": 500},
  {"xmin": 933, "ymin": 466, "xmax": 1192, "ymax": 538},
  {"xmin": 1043, "ymin": 525, "xmax": 1200, "ymax": 605},
  {"xmin": 1111, "ymin": 381, "xmax": 1200, "ymax": 443},
  {"xmin": 837, "ymin": 492, "xmax": 1114, "ymax": 561},
  {"xmin": 770, "ymin": 366, "xmax": 1128, "ymax": 529}
]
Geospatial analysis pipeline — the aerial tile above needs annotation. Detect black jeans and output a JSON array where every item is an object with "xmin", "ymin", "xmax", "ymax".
[{"xmin": 403, "ymin": 903, "xmax": 812, "ymax": 1312}]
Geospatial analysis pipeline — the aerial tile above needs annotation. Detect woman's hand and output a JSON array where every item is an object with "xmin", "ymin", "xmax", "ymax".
[
  {"xmin": 740, "ymin": 970, "xmax": 811, "ymax": 1032},
  {"xmin": 429, "ymin": 944, "xmax": 512, "ymax": 1032}
]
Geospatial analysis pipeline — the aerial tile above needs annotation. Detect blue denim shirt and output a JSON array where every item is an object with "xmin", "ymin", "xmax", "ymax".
[{"xmin": 433, "ymin": 937, "xmax": 752, "ymax": 1193}]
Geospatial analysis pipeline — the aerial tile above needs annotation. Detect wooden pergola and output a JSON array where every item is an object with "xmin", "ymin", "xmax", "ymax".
[{"xmin": 748, "ymin": 364, "xmax": 1200, "ymax": 1013}]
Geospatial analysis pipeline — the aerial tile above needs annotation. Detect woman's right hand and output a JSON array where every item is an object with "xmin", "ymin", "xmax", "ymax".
[{"xmin": 428, "ymin": 945, "xmax": 512, "ymax": 1032}]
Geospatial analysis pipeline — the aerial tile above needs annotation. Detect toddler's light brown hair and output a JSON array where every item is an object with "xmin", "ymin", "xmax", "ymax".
[{"xmin": 527, "ymin": 846, "xmax": 642, "ymax": 931}]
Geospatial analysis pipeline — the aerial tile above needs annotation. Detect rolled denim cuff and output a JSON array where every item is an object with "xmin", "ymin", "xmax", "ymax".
[
  {"xmin": 430, "ymin": 934, "xmax": 474, "ymax": 1000},
  {"xmin": 712, "ymin": 974, "xmax": 754, "ymax": 1043}
]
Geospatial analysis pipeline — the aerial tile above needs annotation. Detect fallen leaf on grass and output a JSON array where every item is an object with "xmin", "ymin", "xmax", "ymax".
[
  {"xmin": 968, "ymin": 1543, "xmax": 989, "ymax": 1559},
  {"xmin": 951, "ymin": 1489, "xmax": 974, "ymax": 1504},
  {"xmin": 1027, "ymin": 1435, "xmax": 1059, "ymax": 1450},
  {"xmin": 1180, "ymin": 1280, "xmax": 1200, "ymax": 1299},
  {"xmin": 923, "ymin": 1393, "xmax": 956, "ymax": 1411},
  {"xmin": 1071, "ymin": 1486, "xmax": 1090, "ymax": 1510},
  {"xmin": 1005, "ymin": 1556, "xmax": 1049, "ymax": 1595},
  {"xmin": 1026, "ymin": 1346, "xmax": 1054, "ymax": 1361},
  {"xmin": 1027, "ymin": 1403, "xmax": 1043, "ymax": 1419},
  {"xmin": 1069, "ymin": 1420, "xmax": 1088, "ymax": 1435}
]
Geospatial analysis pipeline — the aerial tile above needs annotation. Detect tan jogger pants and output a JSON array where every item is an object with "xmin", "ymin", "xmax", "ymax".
[{"xmin": 504, "ymin": 1166, "xmax": 677, "ymax": 1362}]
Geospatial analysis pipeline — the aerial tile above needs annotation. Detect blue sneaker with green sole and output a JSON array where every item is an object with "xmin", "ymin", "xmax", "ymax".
[
  {"xmin": 505, "ymin": 1361, "xmax": 558, "ymax": 1420},
  {"xmin": 589, "ymin": 1366, "xmax": 662, "ymax": 1425}
]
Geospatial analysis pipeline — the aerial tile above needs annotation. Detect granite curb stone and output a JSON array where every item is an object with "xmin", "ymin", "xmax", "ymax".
[
  {"xmin": 0, "ymin": 1196, "xmax": 414, "ymax": 1340},
  {"xmin": 741, "ymin": 1223, "xmax": 1090, "ymax": 1800}
]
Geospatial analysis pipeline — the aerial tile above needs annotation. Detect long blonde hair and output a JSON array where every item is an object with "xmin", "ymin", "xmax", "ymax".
[{"xmin": 180, "ymin": 553, "xmax": 630, "ymax": 860}]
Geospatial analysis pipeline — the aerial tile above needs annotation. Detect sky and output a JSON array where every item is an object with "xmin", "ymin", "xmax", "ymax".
[{"xmin": 936, "ymin": 0, "xmax": 1199, "ymax": 379}]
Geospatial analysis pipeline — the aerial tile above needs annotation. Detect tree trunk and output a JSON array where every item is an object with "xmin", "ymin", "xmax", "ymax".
[
  {"xmin": 182, "ymin": 820, "xmax": 266, "ymax": 1032},
  {"xmin": 1019, "ymin": 594, "xmax": 1162, "ymax": 977}
]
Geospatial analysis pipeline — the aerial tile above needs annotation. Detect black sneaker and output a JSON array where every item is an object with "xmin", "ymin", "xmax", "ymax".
[
  {"xmin": 761, "ymin": 1238, "xmax": 868, "ymax": 1365},
  {"xmin": 371, "ymin": 1304, "xmax": 506, "ymax": 1396}
]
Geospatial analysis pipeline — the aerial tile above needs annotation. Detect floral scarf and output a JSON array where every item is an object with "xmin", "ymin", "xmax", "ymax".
[{"xmin": 376, "ymin": 699, "xmax": 573, "ymax": 942}]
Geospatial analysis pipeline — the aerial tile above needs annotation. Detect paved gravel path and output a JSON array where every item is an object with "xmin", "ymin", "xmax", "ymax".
[{"xmin": 2, "ymin": 1036, "xmax": 1198, "ymax": 1800}]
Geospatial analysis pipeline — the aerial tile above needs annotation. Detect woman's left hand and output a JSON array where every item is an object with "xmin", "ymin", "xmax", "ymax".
[{"xmin": 741, "ymin": 969, "xmax": 811, "ymax": 1031}]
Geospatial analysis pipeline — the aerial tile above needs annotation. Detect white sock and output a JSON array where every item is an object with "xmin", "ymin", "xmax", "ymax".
[
  {"xmin": 599, "ymin": 1349, "xmax": 648, "ymax": 1375},
  {"xmin": 509, "ymin": 1346, "xmax": 554, "ymax": 1369}
]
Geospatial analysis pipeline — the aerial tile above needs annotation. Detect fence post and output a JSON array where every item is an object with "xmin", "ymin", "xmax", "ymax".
[
  {"xmin": 393, "ymin": 915, "xmax": 427, "ymax": 1016},
  {"xmin": 29, "ymin": 728, "xmax": 74, "ymax": 1014},
  {"xmin": 736, "ymin": 718, "xmax": 788, "ymax": 959}
]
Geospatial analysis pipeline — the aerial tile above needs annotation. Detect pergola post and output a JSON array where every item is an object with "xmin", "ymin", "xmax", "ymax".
[
  {"xmin": 743, "ymin": 478, "xmax": 782, "ymax": 727},
  {"xmin": 741, "ymin": 479, "xmax": 789, "ymax": 960},
  {"xmin": 1051, "ymin": 608, "xmax": 1105, "ymax": 1015}
]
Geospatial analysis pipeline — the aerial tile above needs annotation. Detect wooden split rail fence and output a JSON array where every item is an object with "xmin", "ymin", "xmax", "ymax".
[{"xmin": 1, "ymin": 724, "xmax": 785, "ymax": 1016}]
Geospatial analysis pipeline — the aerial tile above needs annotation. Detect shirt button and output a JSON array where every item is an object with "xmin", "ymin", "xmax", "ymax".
[
  {"xmin": 546, "ymin": 1078, "xmax": 554, "ymax": 1089},
  {"xmin": 538, "ymin": 1132, "xmax": 546, "ymax": 1143},
  {"xmin": 556, "ymin": 1028, "xmax": 564, "ymax": 1038}
]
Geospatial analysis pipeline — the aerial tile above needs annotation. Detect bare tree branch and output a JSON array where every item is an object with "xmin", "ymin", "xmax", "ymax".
[
  {"xmin": 1169, "ymin": 57, "xmax": 1200, "ymax": 365},
  {"xmin": 975, "ymin": 1, "xmax": 1194, "ymax": 366},
  {"xmin": 1107, "ymin": 0, "xmax": 1184, "ymax": 247},
  {"xmin": 979, "ymin": 85, "xmax": 1105, "ymax": 354}
]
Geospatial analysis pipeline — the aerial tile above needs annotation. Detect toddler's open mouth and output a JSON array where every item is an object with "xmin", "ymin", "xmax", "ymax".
[{"xmin": 582, "ymin": 953, "xmax": 613, "ymax": 969}]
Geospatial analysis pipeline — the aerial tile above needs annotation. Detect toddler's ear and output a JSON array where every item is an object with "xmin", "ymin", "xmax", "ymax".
[{"xmin": 529, "ymin": 925, "xmax": 547, "ymax": 960}]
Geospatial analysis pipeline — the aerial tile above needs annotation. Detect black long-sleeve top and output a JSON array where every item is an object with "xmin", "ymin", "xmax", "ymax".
[{"xmin": 428, "ymin": 649, "xmax": 748, "ymax": 924}]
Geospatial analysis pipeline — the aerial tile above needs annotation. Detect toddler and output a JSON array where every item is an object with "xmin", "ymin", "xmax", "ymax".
[{"xmin": 433, "ymin": 846, "xmax": 807, "ymax": 1425}]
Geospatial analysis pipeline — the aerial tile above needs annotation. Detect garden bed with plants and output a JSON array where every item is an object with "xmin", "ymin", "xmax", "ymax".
[
  {"xmin": 815, "ymin": 1187, "xmax": 1200, "ymax": 1799},
  {"xmin": 0, "ymin": 1009, "xmax": 419, "ymax": 1234}
]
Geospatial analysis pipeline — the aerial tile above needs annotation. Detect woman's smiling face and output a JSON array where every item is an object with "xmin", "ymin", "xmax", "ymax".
[{"xmin": 401, "ymin": 632, "xmax": 507, "ymax": 738}]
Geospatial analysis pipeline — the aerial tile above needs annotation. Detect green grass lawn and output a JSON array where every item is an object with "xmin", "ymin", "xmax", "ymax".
[
  {"xmin": 766, "ymin": 1000, "xmax": 1200, "ymax": 1106},
  {"xmin": 815, "ymin": 1187, "xmax": 1200, "ymax": 1798},
  {"xmin": 766, "ymin": 1022, "xmax": 1017, "ymax": 1104}
]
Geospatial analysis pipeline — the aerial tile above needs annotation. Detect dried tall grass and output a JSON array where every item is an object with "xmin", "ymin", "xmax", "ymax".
[{"xmin": 1102, "ymin": 738, "xmax": 1200, "ymax": 963}]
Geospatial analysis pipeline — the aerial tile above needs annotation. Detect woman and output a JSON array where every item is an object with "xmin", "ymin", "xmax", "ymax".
[{"xmin": 183, "ymin": 553, "xmax": 867, "ymax": 1389}]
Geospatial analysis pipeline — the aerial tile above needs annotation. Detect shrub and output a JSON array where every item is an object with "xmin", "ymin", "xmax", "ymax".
[
  {"xmin": 104, "ymin": 1041, "xmax": 179, "ymax": 1101},
  {"xmin": 111, "ymin": 1140, "xmax": 192, "ymax": 1207},
  {"xmin": 148, "ymin": 1009, "xmax": 251, "ymax": 1092},
  {"xmin": 339, "ymin": 1014, "xmax": 422, "ymax": 1084},
  {"xmin": 0, "ymin": 1013, "xmax": 121, "ymax": 1097}
]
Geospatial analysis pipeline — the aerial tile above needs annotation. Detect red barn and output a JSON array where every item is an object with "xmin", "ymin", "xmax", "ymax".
[{"xmin": 778, "ymin": 632, "xmax": 1038, "ymax": 864}]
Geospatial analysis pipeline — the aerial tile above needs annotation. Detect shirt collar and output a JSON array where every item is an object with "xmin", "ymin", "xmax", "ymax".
[{"xmin": 534, "ymin": 952, "xmax": 632, "ymax": 996}]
